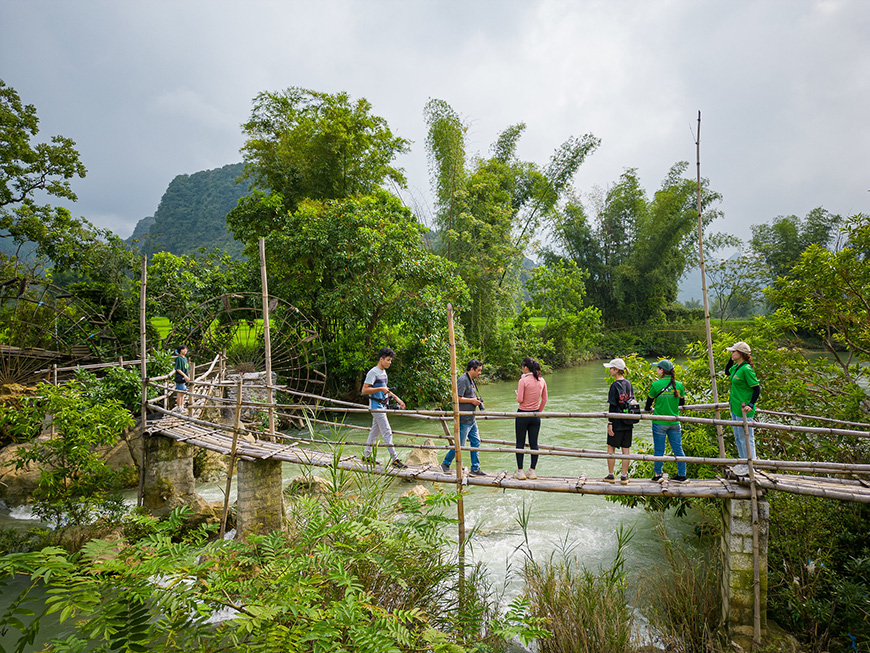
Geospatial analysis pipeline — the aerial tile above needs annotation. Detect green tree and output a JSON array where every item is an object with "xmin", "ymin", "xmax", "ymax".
[
  {"xmin": 766, "ymin": 212, "xmax": 870, "ymax": 402},
  {"xmin": 237, "ymin": 87, "xmax": 410, "ymax": 214},
  {"xmin": 749, "ymin": 207, "xmax": 843, "ymax": 279},
  {"xmin": 259, "ymin": 190, "xmax": 468, "ymax": 403},
  {"xmin": 549, "ymin": 164, "xmax": 722, "ymax": 328},
  {"xmin": 424, "ymin": 99, "xmax": 599, "ymax": 358},
  {"xmin": 519, "ymin": 260, "xmax": 602, "ymax": 365},
  {"xmin": 145, "ymin": 249, "xmax": 252, "ymax": 324},
  {"xmin": 0, "ymin": 78, "xmax": 107, "ymax": 277},
  {"xmin": 6, "ymin": 381, "xmax": 135, "ymax": 527},
  {"xmin": 706, "ymin": 252, "xmax": 768, "ymax": 324}
]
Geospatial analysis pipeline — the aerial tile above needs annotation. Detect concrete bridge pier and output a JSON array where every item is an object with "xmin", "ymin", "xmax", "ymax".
[
  {"xmin": 720, "ymin": 496, "xmax": 769, "ymax": 646},
  {"xmin": 142, "ymin": 433, "xmax": 198, "ymax": 517},
  {"xmin": 236, "ymin": 458, "xmax": 285, "ymax": 536}
]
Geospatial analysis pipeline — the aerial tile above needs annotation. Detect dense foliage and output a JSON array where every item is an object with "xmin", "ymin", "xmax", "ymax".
[{"xmin": 0, "ymin": 476, "xmax": 546, "ymax": 652}]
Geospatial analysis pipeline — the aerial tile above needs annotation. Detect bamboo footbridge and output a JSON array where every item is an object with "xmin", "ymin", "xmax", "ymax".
[{"xmin": 142, "ymin": 352, "xmax": 870, "ymax": 505}]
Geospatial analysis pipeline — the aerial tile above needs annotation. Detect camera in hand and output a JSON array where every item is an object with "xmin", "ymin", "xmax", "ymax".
[{"xmin": 478, "ymin": 401, "xmax": 485, "ymax": 411}]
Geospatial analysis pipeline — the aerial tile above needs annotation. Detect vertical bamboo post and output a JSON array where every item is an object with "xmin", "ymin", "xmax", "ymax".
[
  {"xmin": 50, "ymin": 364, "xmax": 57, "ymax": 438},
  {"xmin": 137, "ymin": 257, "xmax": 148, "ymax": 508},
  {"xmin": 695, "ymin": 111, "xmax": 726, "ymax": 458},
  {"xmin": 187, "ymin": 362, "xmax": 196, "ymax": 420},
  {"xmin": 259, "ymin": 237, "xmax": 275, "ymax": 435},
  {"xmin": 446, "ymin": 303, "xmax": 466, "ymax": 605},
  {"xmin": 220, "ymin": 377, "xmax": 244, "ymax": 539},
  {"xmin": 742, "ymin": 403, "xmax": 762, "ymax": 648}
]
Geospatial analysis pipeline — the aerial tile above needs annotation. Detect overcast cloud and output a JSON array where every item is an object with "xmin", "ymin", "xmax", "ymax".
[{"xmin": 1, "ymin": 0, "xmax": 868, "ymax": 249}]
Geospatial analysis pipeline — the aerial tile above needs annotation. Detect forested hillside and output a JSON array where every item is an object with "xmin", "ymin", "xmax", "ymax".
[{"xmin": 130, "ymin": 163, "xmax": 248, "ymax": 257}]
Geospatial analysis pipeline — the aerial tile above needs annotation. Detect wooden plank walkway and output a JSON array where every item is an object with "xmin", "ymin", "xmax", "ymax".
[{"xmin": 146, "ymin": 414, "xmax": 870, "ymax": 503}]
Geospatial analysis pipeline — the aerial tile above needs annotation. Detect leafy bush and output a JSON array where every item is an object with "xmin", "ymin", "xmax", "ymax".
[
  {"xmin": 767, "ymin": 494, "xmax": 870, "ymax": 652},
  {"xmin": 9, "ymin": 380, "xmax": 134, "ymax": 528}
]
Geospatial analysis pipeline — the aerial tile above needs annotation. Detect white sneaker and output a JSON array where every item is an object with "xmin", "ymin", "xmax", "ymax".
[
  {"xmin": 733, "ymin": 464, "xmax": 750, "ymax": 476},
  {"xmin": 526, "ymin": 469, "xmax": 537, "ymax": 480},
  {"xmin": 513, "ymin": 470, "xmax": 527, "ymax": 480}
]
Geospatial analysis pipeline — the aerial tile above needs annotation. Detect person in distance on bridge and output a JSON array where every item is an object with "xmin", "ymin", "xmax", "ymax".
[
  {"xmin": 514, "ymin": 357, "xmax": 548, "ymax": 480},
  {"xmin": 604, "ymin": 358, "xmax": 636, "ymax": 485},
  {"xmin": 173, "ymin": 344, "xmax": 190, "ymax": 412},
  {"xmin": 441, "ymin": 359, "xmax": 487, "ymax": 477},
  {"xmin": 361, "ymin": 347, "xmax": 407, "ymax": 469},
  {"xmin": 645, "ymin": 359, "xmax": 688, "ymax": 483},
  {"xmin": 724, "ymin": 341, "xmax": 760, "ymax": 476}
]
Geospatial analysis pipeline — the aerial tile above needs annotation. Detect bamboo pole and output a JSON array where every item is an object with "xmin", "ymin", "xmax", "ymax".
[
  {"xmin": 447, "ymin": 303, "xmax": 466, "ymax": 607},
  {"xmin": 258, "ymin": 237, "xmax": 275, "ymax": 435},
  {"xmin": 220, "ymin": 378, "xmax": 244, "ymax": 539},
  {"xmin": 695, "ymin": 111, "xmax": 726, "ymax": 458},
  {"xmin": 137, "ymin": 257, "xmax": 148, "ymax": 508},
  {"xmin": 742, "ymin": 404, "xmax": 762, "ymax": 649}
]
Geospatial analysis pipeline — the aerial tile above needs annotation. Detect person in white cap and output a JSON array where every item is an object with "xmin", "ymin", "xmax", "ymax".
[
  {"xmin": 724, "ymin": 341, "xmax": 760, "ymax": 476},
  {"xmin": 603, "ymin": 357, "xmax": 636, "ymax": 485}
]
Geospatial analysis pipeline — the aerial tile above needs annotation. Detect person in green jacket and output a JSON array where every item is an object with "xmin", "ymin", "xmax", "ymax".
[
  {"xmin": 644, "ymin": 360, "xmax": 687, "ymax": 483},
  {"xmin": 725, "ymin": 341, "xmax": 761, "ymax": 475},
  {"xmin": 174, "ymin": 344, "xmax": 190, "ymax": 411}
]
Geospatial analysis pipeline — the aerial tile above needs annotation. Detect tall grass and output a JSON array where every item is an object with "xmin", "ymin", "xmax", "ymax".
[
  {"xmin": 522, "ymin": 526, "xmax": 635, "ymax": 653},
  {"xmin": 640, "ymin": 518, "xmax": 726, "ymax": 653}
]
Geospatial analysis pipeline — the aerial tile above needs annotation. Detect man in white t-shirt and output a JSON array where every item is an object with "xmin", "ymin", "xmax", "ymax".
[{"xmin": 361, "ymin": 347, "xmax": 407, "ymax": 468}]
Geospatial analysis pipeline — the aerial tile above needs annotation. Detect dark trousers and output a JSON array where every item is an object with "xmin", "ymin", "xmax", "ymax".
[{"xmin": 515, "ymin": 410, "xmax": 541, "ymax": 469}]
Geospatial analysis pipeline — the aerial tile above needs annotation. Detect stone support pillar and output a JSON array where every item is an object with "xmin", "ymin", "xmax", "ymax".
[
  {"xmin": 142, "ymin": 434, "xmax": 197, "ymax": 517},
  {"xmin": 236, "ymin": 458, "xmax": 285, "ymax": 536},
  {"xmin": 721, "ymin": 496, "xmax": 769, "ymax": 644}
]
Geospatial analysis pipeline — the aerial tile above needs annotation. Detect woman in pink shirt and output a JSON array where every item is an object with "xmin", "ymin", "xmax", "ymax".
[{"xmin": 514, "ymin": 357, "xmax": 548, "ymax": 480}]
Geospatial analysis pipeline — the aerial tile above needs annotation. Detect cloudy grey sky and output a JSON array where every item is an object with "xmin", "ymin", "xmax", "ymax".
[{"xmin": 2, "ymin": 0, "xmax": 868, "ymax": 248}]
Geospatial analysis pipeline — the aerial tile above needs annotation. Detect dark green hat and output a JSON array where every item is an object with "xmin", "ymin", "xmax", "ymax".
[{"xmin": 654, "ymin": 359, "xmax": 674, "ymax": 372}]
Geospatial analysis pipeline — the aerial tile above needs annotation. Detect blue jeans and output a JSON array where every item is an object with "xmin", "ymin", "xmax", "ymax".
[
  {"xmin": 652, "ymin": 423, "xmax": 686, "ymax": 476},
  {"xmin": 731, "ymin": 414, "xmax": 756, "ymax": 460},
  {"xmin": 442, "ymin": 421, "xmax": 481, "ymax": 471}
]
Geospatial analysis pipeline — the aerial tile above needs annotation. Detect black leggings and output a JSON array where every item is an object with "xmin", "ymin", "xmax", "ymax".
[{"xmin": 515, "ymin": 411, "xmax": 541, "ymax": 470}]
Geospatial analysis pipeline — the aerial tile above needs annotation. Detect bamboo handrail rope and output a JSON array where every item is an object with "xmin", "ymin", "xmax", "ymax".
[
  {"xmin": 756, "ymin": 408, "xmax": 870, "ymax": 429},
  {"xmin": 148, "ymin": 393, "xmax": 870, "ymax": 474},
  {"xmin": 254, "ymin": 416, "xmax": 870, "ymax": 473},
  {"xmin": 148, "ymin": 381, "xmax": 870, "ymax": 440}
]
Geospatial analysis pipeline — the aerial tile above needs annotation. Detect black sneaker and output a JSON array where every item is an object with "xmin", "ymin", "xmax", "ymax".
[
  {"xmin": 620, "ymin": 475, "xmax": 629, "ymax": 485},
  {"xmin": 604, "ymin": 474, "xmax": 616, "ymax": 483},
  {"xmin": 391, "ymin": 459, "xmax": 407, "ymax": 469},
  {"xmin": 651, "ymin": 474, "xmax": 663, "ymax": 483},
  {"xmin": 469, "ymin": 469, "xmax": 486, "ymax": 477},
  {"xmin": 361, "ymin": 456, "xmax": 377, "ymax": 465},
  {"xmin": 673, "ymin": 475, "xmax": 689, "ymax": 483},
  {"xmin": 440, "ymin": 463, "xmax": 450, "ymax": 473}
]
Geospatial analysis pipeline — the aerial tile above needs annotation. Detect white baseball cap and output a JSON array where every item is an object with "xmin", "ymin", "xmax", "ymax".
[
  {"xmin": 726, "ymin": 341, "xmax": 752, "ymax": 355},
  {"xmin": 603, "ymin": 358, "xmax": 627, "ymax": 371}
]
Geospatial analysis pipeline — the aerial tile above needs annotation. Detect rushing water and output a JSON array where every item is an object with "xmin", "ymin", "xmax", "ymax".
[{"xmin": 1, "ymin": 360, "xmax": 701, "ymax": 649}]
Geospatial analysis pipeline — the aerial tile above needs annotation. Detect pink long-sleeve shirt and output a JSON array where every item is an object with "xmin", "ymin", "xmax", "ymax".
[{"xmin": 516, "ymin": 373, "xmax": 548, "ymax": 411}]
